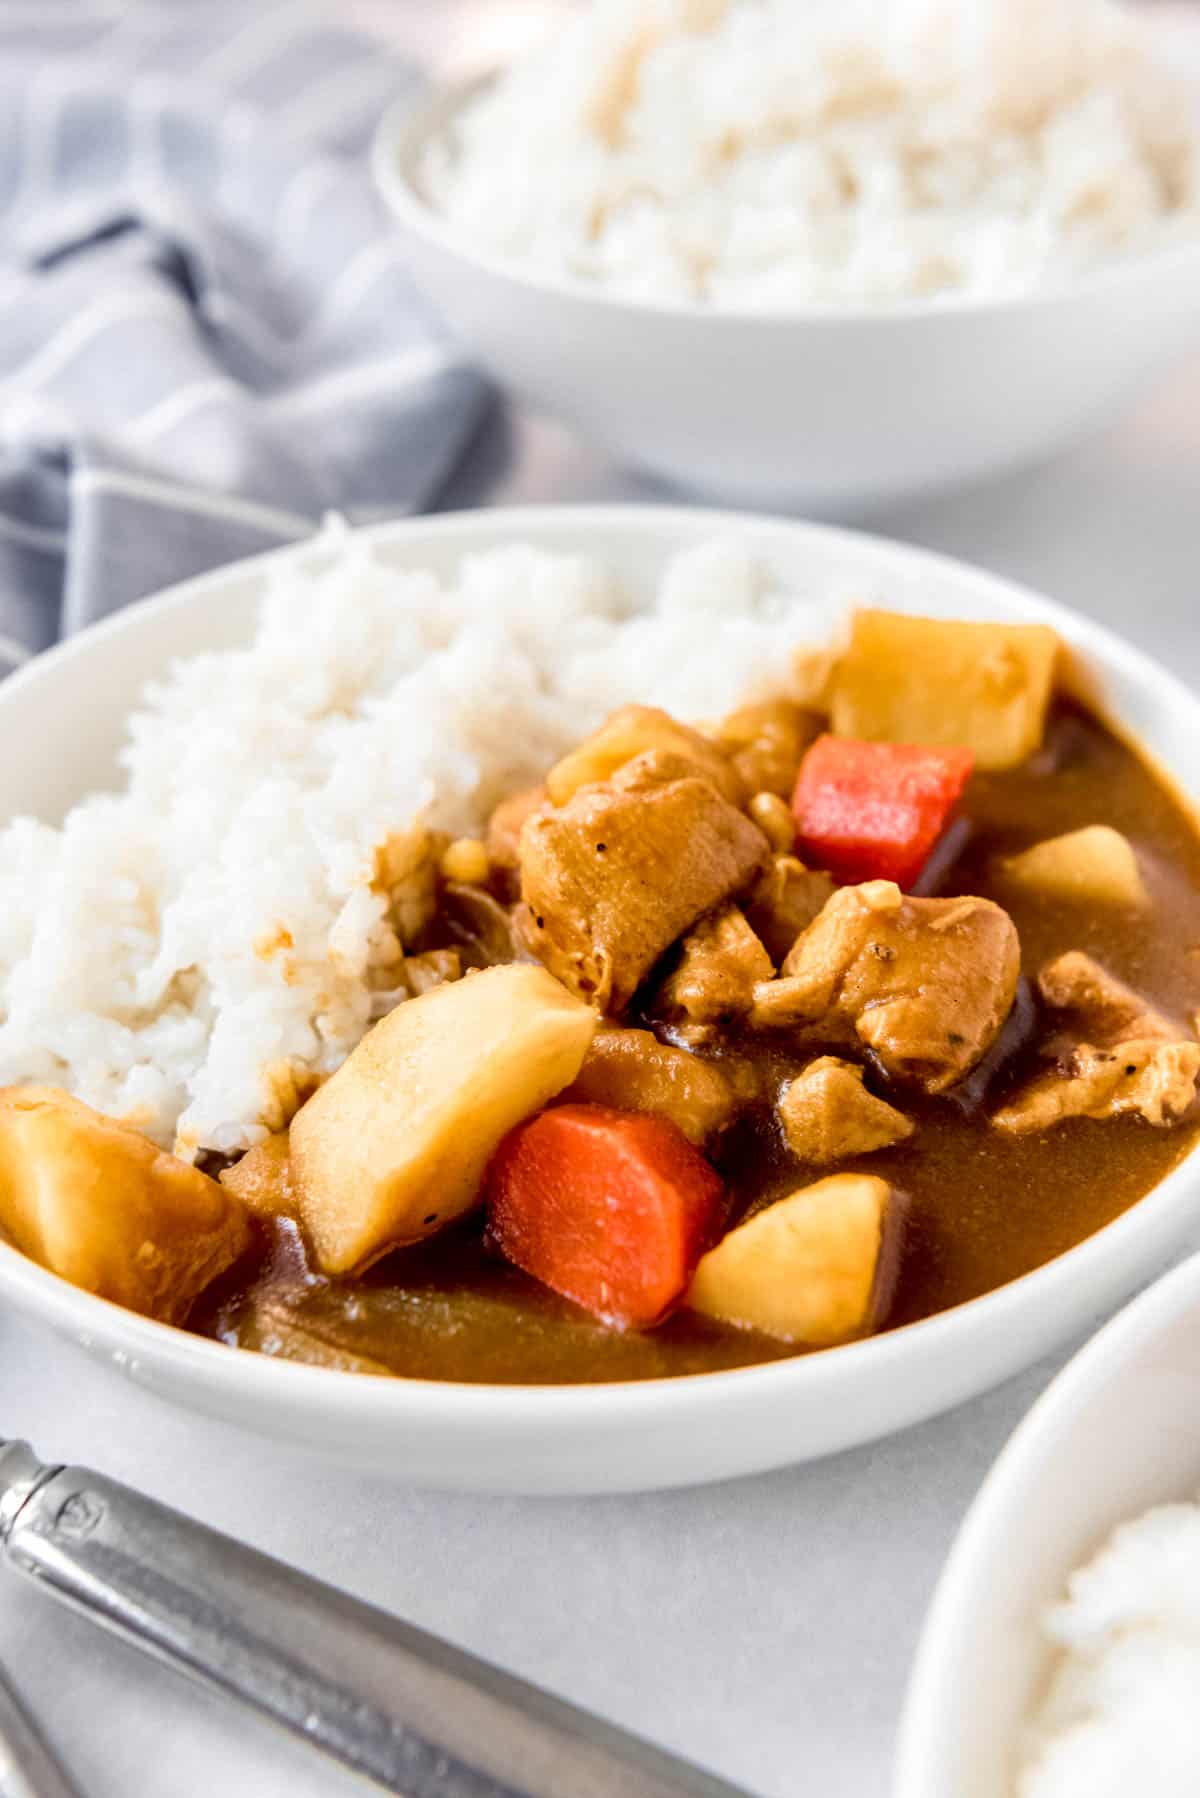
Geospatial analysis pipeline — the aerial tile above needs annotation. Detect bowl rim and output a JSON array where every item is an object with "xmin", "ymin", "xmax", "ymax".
[
  {"xmin": 2, "ymin": 500, "xmax": 1200, "ymax": 1428},
  {"xmin": 892, "ymin": 1246, "xmax": 1200, "ymax": 1798},
  {"xmin": 372, "ymin": 77, "xmax": 1200, "ymax": 328}
]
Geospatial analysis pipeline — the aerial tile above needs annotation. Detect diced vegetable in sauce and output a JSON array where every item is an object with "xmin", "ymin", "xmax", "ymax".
[
  {"xmin": 290, "ymin": 963, "xmax": 595, "ymax": 1273},
  {"xmin": 792, "ymin": 735, "xmax": 974, "ymax": 888},
  {"xmin": 0, "ymin": 1087, "xmax": 250, "ymax": 1323},
  {"xmin": 687, "ymin": 1174, "xmax": 899, "ymax": 1345},
  {"xmin": 831, "ymin": 611, "xmax": 1057, "ymax": 770},
  {"xmin": 546, "ymin": 703, "xmax": 743, "ymax": 805},
  {"xmin": 1000, "ymin": 824, "xmax": 1148, "ymax": 908},
  {"xmin": 486, "ymin": 1103, "xmax": 724, "ymax": 1328}
]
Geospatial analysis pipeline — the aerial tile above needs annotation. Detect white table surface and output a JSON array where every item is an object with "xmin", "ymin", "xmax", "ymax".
[{"xmin": 6, "ymin": 7, "xmax": 1200, "ymax": 1797}]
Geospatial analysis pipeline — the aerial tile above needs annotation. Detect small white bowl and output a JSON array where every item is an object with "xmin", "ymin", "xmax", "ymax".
[
  {"xmin": 1, "ymin": 504, "xmax": 1199, "ymax": 1493},
  {"xmin": 373, "ymin": 81, "xmax": 1200, "ymax": 515},
  {"xmin": 895, "ymin": 1249, "xmax": 1200, "ymax": 1798}
]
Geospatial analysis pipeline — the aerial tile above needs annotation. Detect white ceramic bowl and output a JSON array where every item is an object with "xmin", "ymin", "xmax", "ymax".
[
  {"xmin": 895, "ymin": 1248, "xmax": 1200, "ymax": 1798},
  {"xmin": 2, "ymin": 504, "xmax": 1200, "ymax": 1495},
  {"xmin": 373, "ymin": 82, "xmax": 1200, "ymax": 515}
]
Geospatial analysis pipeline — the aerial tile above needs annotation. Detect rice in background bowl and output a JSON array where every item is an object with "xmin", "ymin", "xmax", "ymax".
[
  {"xmin": 0, "ymin": 529, "xmax": 834, "ymax": 1160},
  {"xmin": 423, "ymin": 0, "xmax": 1200, "ymax": 309},
  {"xmin": 1017, "ymin": 1499, "xmax": 1200, "ymax": 1796}
]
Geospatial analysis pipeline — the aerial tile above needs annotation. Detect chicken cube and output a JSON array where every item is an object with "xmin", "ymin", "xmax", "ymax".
[
  {"xmin": 486, "ymin": 785, "xmax": 548, "ymax": 885},
  {"xmin": 1039, "ymin": 951, "xmax": 1179, "ymax": 1046},
  {"xmin": 743, "ymin": 855, "xmax": 836, "ymax": 963},
  {"xmin": 993, "ymin": 951, "xmax": 1200, "ymax": 1133},
  {"xmin": 831, "ymin": 610, "xmax": 1058, "ymax": 771},
  {"xmin": 546, "ymin": 705, "xmax": 743, "ymax": 806},
  {"xmin": 1000, "ymin": 825, "xmax": 1148, "ymax": 908},
  {"xmin": 993, "ymin": 1040, "xmax": 1200, "ymax": 1134},
  {"xmin": 751, "ymin": 880, "xmax": 1021, "ymax": 1094},
  {"xmin": 687, "ymin": 1173, "xmax": 901, "ymax": 1344},
  {"xmin": 565, "ymin": 1023, "xmax": 738, "ymax": 1144},
  {"xmin": 290, "ymin": 963, "xmax": 596, "ymax": 1273},
  {"xmin": 655, "ymin": 905, "xmax": 773, "ymax": 1038},
  {"xmin": 519, "ymin": 750, "xmax": 769, "ymax": 1012},
  {"xmin": 0, "ymin": 1086, "xmax": 251, "ymax": 1323},
  {"xmin": 778, "ymin": 1057, "xmax": 914, "ymax": 1163},
  {"xmin": 715, "ymin": 699, "xmax": 819, "ymax": 798},
  {"xmin": 221, "ymin": 1131, "xmax": 296, "ymax": 1219}
]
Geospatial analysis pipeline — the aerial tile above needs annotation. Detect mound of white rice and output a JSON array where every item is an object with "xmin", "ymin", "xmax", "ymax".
[
  {"xmin": 0, "ymin": 532, "xmax": 832, "ymax": 1158},
  {"xmin": 424, "ymin": 0, "xmax": 1200, "ymax": 308},
  {"xmin": 1018, "ymin": 1500, "xmax": 1200, "ymax": 1796}
]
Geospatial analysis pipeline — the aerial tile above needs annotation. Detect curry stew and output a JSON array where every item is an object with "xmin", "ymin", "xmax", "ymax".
[{"xmin": 5, "ymin": 610, "xmax": 1200, "ymax": 1383}]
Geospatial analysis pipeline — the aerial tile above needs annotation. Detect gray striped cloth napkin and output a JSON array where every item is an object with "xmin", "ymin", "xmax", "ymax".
[{"xmin": 0, "ymin": 1, "xmax": 490, "ymax": 676}]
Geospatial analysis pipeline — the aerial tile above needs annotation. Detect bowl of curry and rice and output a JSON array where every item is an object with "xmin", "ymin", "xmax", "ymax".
[{"xmin": 1, "ymin": 506, "xmax": 1199, "ymax": 1493}]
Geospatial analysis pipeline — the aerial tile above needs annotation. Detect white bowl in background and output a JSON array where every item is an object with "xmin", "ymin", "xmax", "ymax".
[
  {"xmin": 373, "ymin": 82, "xmax": 1200, "ymax": 516},
  {"xmin": 894, "ymin": 1249, "xmax": 1200, "ymax": 1798},
  {"xmin": 1, "ymin": 504, "xmax": 1199, "ymax": 1494}
]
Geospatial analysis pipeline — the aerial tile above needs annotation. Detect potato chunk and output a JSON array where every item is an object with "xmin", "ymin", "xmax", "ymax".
[
  {"xmin": 687, "ymin": 1174, "xmax": 899, "ymax": 1345},
  {"xmin": 289, "ymin": 964, "xmax": 595, "ymax": 1274},
  {"xmin": 831, "ymin": 610, "xmax": 1058, "ymax": 771},
  {"xmin": 546, "ymin": 705, "xmax": 743, "ymax": 806},
  {"xmin": 1000, "ymin": 825, "xmax": 1148, "ymax": 908},
  {"xmin": 0, "ymin": 1086, "xmax": 251, "ymax": 1323}
]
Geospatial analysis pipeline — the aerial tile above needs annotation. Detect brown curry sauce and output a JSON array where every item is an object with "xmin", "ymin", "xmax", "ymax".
[{"xmin": 192, "ymin": 701, "xmax": 1200, "ymax": 1383}]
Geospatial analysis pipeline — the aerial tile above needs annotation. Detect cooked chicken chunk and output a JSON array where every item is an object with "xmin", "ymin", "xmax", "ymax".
[
  {"xmin": 655, "ymin": 905, "xmax": 773, "ymax": 1039},
  {"xmin": 743, "ymin": 854, "xmax": 836, "ymax": 963},
  {"xmin": 1037, "ymin": 951, "xmax": 1178, "ymax": 1045},
  {"xmin": 547, "ymin": 704, "xmax": 743, "ymax": 806},
  {"xmin": 221, "ymin": 1131, "xmax": 296, "ymax": 1219},
  {"xmin": 778, "ymin": 1057, "xmax": 914, "ymax": 1163},
  {"xmin": 994, "ymin": 1040, "xmax": 1200, "ymax": 1134},
  {"xmin": 715, "ymin": 698, "xmax": 819, "ymax": 798},
  {"xmin": 518, "ymin": 749, "xmax": 769, "ymax": 1012},
  {"xmin": 751, "ymin": 880, "xmax": 1021, "ymax": 1093},
  {"xmin": 0, "ymin": 1086, "xmax": 251, "ymax": 1322},
  {"xmin": 486, "ymin": 785, "xmax": 548, "ymax": 883},
  {"xmin": 993, "ymin": 952, "xmax": 1200, "ymax": 1133},
  {"xmin": 564, "ymin": 1023, "xmax": 738, "ymax": 1144}
]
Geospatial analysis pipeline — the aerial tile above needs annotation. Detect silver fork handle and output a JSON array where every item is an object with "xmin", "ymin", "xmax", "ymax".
[{"xmin": 0, "ymin": 1442, "xmax": 754, "ymax": 1798}]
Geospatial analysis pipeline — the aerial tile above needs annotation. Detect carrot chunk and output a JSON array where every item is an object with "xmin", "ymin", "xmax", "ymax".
[
  {"xmin": 485, "ymin": 1103, "xmax": 724, "ymax": 1329},
  {"xmin": 792, "ymin": 735, "xmax": 974, "ymax": 889}
]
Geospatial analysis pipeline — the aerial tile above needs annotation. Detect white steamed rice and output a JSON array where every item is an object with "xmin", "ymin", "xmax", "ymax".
[
  {"xmin": 1018, "ymin": 1500, "xmax": 1200, "ymax": 1797},
  {"xmin": 0, "ymin": 532, "xmax": 834, "ymax": 1159},
  {"xmin": 424, "ymin": 0, "xmax": 1200, "ymax": 308}
]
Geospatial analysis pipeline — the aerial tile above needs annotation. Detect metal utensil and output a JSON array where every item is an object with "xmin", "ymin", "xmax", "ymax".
[
  {"xmin": 0, "ymin": 1662, "xmax": 83, "ymax": 1798},
  {"xmin": 0, "ymin": 1439, "xmax": 755, "ymax": 1798}
]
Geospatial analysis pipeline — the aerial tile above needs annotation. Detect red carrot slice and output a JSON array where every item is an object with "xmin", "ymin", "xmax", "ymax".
[
  {"xmin": 485, "ymin": 1103, "xmax": 724, "ymax": 1330},
  {"xmin": 792, "ymin": 735, "xmax": 974, "ymax": 889}
]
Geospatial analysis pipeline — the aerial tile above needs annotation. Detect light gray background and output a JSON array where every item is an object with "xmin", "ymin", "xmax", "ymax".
[{"xmin": 5, "ymin": 5, "xmax": 1200, "ymax": 1795}]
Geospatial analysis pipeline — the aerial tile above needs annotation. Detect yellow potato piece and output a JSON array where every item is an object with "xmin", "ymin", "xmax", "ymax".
[
  {"xmin": 290, "ymin": 963, "xmax": 596, "ymax": 1275},
  {"xmin": 831, "ymin": 610, "xmax": 1058, "ymax": 771},
  {"xmin": 546, "ymin": 705, "xmax": 742, "ymax": 806},
  {"xmin": 1000, "ymin": 825, "xmax": 1148, "ymax": 907},
  {"xmin": 0, "ymin": 1086, "xmax": 251, "ymax": 1323},
  {"xmin": 688, "ymin": 1173, "xmax": 892, "ymax": 1345}
]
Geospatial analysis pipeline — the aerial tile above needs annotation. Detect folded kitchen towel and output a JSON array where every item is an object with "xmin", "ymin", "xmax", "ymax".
[{"xmin": 0, "ymin": 0, "xmax": 490, "ymax": 672}]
